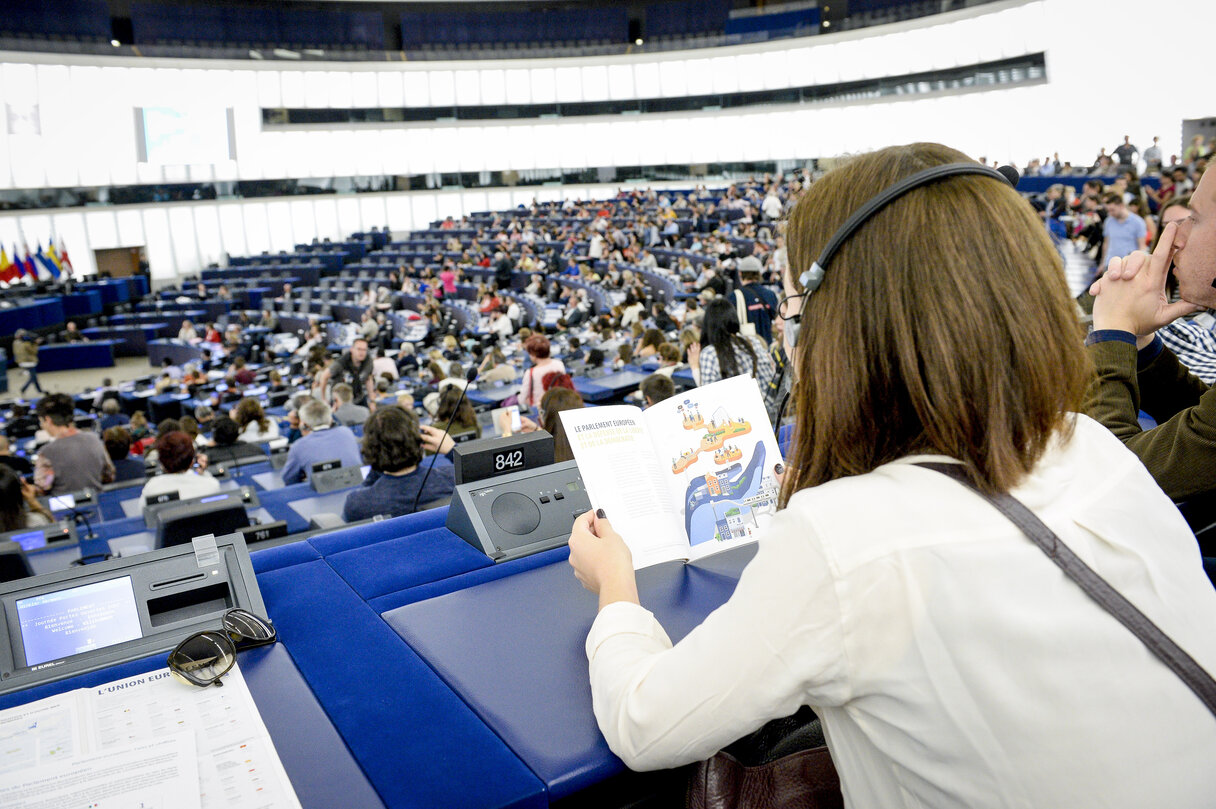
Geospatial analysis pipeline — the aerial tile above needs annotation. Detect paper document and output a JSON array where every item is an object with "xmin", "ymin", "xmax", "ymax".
[{"xmin": 0, "ymin": 663, "xmax": 301, "ymax": 809}]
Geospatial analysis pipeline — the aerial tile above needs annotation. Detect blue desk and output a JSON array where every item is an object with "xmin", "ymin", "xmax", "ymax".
[
  {"xmin": 77, "ymin": 279, "xmax": 131, "ymax": 306},
  {"xmin": 35, "ymin": 339, "xmax": 119, "ymax": 372},
  {"xmin": 0, "ymin": 298, "xmax": 63, "ymax": 336},
  {"xmin": 383, "ymin": 543, "xmax": 757, "ymax": 800},
  {"xmin": 148, "ymin": 339, "xmax": 208, "ymax": 367},
  {"xmin": 573, "ymin": 370, "xmax": 652, "ymax": 403},
  {"xmin": 82, "ymin": 324, "xmax": 166, "ymax": 356},
  {"xmin": 0, "ymin": 643, "xmax": 386, "ymax": 809},
  {"xmin": 467, "ymin": 382, "xmax": 521, "ymax": 406},
  {"xmin": 61, "ymin": 289, "xmax": 103, "ymax": 318}
]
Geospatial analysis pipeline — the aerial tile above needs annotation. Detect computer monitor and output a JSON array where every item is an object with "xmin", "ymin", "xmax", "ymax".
[
  {"xmin": 154, "ymin": 493, "xmax": 251, "ymax": 548},
  {"xmin": 16, "ymin": 576, "xmax": 142, "ymax": 665}
]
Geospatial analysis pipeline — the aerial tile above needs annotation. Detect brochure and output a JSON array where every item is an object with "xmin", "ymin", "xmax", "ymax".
[{"xmin": 561, "ymin": 374, "xmax": 783, "ymax": 570}]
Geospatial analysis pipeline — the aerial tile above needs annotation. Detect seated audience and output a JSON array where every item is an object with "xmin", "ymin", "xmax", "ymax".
[
  {"xmin": 179, "ymin": 319, "xmax": 198, "ymax": 341},
  {"xmin": 3, "ymin": 404, "xmax": 39, "ymax": 440},
  {"xmin": 103, "ymin": 427, "xmax": 147, "ymax": 482},
  {"xmin": 0, "ymin": 465, "xmax": 53, "ymax": 530},
  {"xmin": 690, "ymin": 298, "xmax": 776, "ymax": 409},
  {"xmin": 98, "ymin": 398, "xmax": 129, "ymax": 431},
  {"xmin": 0, "ymin": 436, "xmax": 33, "ymax": 477},
  {"xmin": 206, "ymin": 417, "xmax": 269, "ymax": 467},
  {"xmin": 228, "ymin": 355, "xmax": 256, "ymax": 386},
  {"xmin": 234, "ymin": 397, "xmax": 281, "ymax": 443},
  {"xmin": 34, "ymin": 394, "xmax": 114, "ymax": 495},
  {"xmin": 567, "ymin": 143, "xmax": 1216, "ymax": 806},
  {"xmin": 342, "ymin": 406, "xmax": 455, "ymax": 521},
  {"xmin": 139, "ymin": 431, "xmax": 220, "ymax": 507},
  {"xmin": 280, "ymin": 398, "xmax": 363, "ymax": 484},
  {"xmin": 60, "ymin": 321, "xmax": 88, "ymax": 342},
  {"xmin": 332, "ymin": 384, "xmax": 370, "ymax": 427}
]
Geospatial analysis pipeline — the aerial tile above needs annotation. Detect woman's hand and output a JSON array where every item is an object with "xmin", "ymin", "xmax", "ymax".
[
  {"xmin": 687, "ymin": 341, "xmax": 701, "ymax": 367},
  {"xmin": 20, "ymin": 479, "xmax": 40, "ymax": 505},
  {"xmin": 568, "ymin": 509, "xmax": 639, "ymax": 611},
  {"xmin": 419, "ymin": 424, "xmax": 456, "ymax": 455}
]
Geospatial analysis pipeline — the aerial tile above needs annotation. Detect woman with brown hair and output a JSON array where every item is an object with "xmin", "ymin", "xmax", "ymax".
[
  {"xmin": 518, "ymin": 334, "xmax": 566, "ymax": 414},
  {"xmin": 233, "ymin": 397, "xmax": 280, "ymax": 443},
  {"xmin": 538, "ymin": 387, "xmax": 584, "ymax": 463},
  {"xmin": 566, "ymin": 143, "xmax": 1216, "ymax": 805}
]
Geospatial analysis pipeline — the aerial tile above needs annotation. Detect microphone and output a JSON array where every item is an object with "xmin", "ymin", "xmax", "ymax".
[
  {"xmin": 996, "ymin": 165, "xmax": 1020, "ymax": 187},
  {"xmin": 411, "ymin": 365, "xmax": 479, "ymax": 514}
]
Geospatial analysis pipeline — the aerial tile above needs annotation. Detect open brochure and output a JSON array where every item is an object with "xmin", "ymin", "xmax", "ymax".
[
  {"xmin": 561, "ymin": 374, "xmax": 783, "ymax": 570},
  {"xmin": 0, "ymin": 663, "xmax": 301, "ymax": 809}
]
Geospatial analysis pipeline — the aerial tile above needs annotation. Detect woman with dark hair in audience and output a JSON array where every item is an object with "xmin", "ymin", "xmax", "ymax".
[
  {"xmin": 206, "ymin": 416, "xmax": 269, "ymax": 466},
  {"xmin": 567, "ymin": 143, "xmax": 1216, "ymax": 805},
  {"xmin": 234, "ymin": 397, "xmax": 280, "ymax": 443},
  {"xmin": 342, "ymin": 406, "xmax": 455, "ymax": 521},
  {"xmin": 104, "ymin": 427, "xmax": 147, "ymax": 482},
  {"xmin": 139, "ymin": 431, "xmax": 220, "ymax": 507},
  {"xmin": 636, "ymin": 328, "xmax": 664, "ymax": 359},
  {"xmin": 0, "ymin": 465, "xmax": 53, "ymax": 531},
  {"xmin": 433, "ymin": 386, "xmax": 480, "ymax": 439},
  {"xmin": 690, "ymin": 297, "xmax": 775, "ymax": 396},
  {"xmin": 651, "ymin": 303, "xmax": 678, "ymax": 333}
]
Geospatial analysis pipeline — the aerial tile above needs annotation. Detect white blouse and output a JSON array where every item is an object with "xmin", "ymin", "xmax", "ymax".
[{"xmin": 586, "ymin": 415, "xmax": 1216, "ymax": 808}]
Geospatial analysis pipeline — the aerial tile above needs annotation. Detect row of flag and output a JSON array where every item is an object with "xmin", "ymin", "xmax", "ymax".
[{"xmin": 0, "ymin": 240, "xmax": 73, "ymax": 285}]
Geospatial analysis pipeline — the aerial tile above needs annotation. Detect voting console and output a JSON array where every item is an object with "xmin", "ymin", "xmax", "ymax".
[{"xmin": 0, "ymin": 533, "xmax": 264, "ymax": 695}]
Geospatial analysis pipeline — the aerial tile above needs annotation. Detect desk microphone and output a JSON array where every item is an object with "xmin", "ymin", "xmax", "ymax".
[{"xmin": 411, "ymin": 365, "xmax": 478, "ymax": 514}]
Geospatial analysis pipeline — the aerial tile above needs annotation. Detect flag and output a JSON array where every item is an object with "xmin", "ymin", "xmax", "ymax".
[
  {"xmin": 46, "ymin": 241, "xmax": 63, "ymax": 274},
  {"xmin": 19, "ymin": 245, "xmax": 36, "ymax": 282},
  {"xmin": 56, "ymin": 237, "xmax": 74, "ymax": 278},
  {"xmin": 34, "ymin": 242, "xmax": 59, "ymax": 280},
  {"xmin": 0, "ymin": 247, "xmax": 16, "ymax": 284}
]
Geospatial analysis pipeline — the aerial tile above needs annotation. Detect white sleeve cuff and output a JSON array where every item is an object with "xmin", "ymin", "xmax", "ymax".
[{"xmin": 585, "ymin": 601, "xmax": 672, "ymax": 661}]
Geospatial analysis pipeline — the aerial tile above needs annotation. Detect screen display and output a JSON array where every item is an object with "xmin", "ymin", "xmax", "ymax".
[
  {"xmin": 48, "ymin": 494, "xmax": 75, "ymax": 511},
  {"xmin": 198, "ymin": 494, "xmax": 229, "ymax": 504},
  {"xmin": 140, "ymin": 106, "xmax": 232, "ymax": 165},
  {"xmin": 9, "ymin": 530, "xmax": 47, "ymax": 552},
  {"xmin": 17, "ymin": 577, "xmax": 143, "ymax": 667}
]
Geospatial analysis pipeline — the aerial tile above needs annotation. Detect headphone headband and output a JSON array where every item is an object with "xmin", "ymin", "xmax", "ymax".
[{"xmin": 799, "ymin": 162, "xmax": 1015, "ymax": 292}]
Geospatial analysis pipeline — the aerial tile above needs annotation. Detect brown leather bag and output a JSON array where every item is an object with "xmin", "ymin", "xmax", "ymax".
[{"xmin": 686, "ymin": 707, "xmax": 843, "ymax": 809}]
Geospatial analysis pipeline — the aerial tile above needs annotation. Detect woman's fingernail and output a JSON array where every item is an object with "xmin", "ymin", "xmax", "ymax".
[
  {"xmin": 596, "ymin": 508, "xmax": 607, "ymax": 519},
  {"xmin": 774, "ymin": 463, "xmax": 785, "ymax": 475}
]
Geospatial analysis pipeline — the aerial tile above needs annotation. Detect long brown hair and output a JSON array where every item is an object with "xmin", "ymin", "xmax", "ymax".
[
  {"xmin": 234, "ymin": 397, "xmax": 270, "ymax": 433},
  {"xmin": 539, "ymin": 387, "xmax": 584, "ymax": 463},
  {"xmin": 781, "ymin": 143, "xmax": 1091, "ymax": 504}
]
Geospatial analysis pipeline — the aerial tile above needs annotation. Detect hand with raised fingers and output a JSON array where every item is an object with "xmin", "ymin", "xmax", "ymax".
[{"xmin": 1090, "ymin": 221, "xmax": 1200, "ymax": 343}]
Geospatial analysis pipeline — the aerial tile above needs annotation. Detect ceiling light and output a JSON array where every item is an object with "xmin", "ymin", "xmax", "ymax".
[
  {"xmin": 635, "ymin": 38, "xmax": 644, "ymax": 46},
  {"xmin": 110, "ymin": 39, "xmax": 120, "ymax": 47}
]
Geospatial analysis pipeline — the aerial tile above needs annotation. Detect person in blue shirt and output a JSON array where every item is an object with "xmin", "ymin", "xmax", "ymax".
[
  {"xmin": 342, "ymin": 405, "xmax": 455, "ymax": 522},
  {"xmin": 1099, "ymin": 192, "xmax": 1147, "ymax": 276},
  {"xmin": 279, "ymin": 398, "xmax": 363, "ymax": 484}
]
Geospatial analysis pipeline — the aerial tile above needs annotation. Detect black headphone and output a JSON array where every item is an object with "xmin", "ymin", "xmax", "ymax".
[{"xmin": 785, "ymin": 162, "xmax": 1018, "ymax": 346}]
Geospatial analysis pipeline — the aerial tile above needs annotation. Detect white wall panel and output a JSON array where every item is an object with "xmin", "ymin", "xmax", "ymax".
[
  {"xmin": 384, "ymin": 195, "xmax": 412, "ymax": 233},
  {"xmin": 736, "ymin": 54, "xmax": 764, "ymax": 92},
  {"xmin": 633, "ymin": 62, "xmax": 659, "ymax": 99},
  {"xmin": 658, "ymin": 60, "xmax": 687, "ymax": 98},
  {"xmin": 684, "ymin": 58, "xmax": 713, "ymax": 96},
  {"xmin": 313, "ymin": 198, "xmax": 340, "ymax": 241},
  {"xmin": 169, "ymin": 206, "xmax": 199, "ymax": 271},
  {"xmin": 607, "ymin": 64, "xmax": 634, "ymax": 100},
  {"xmin": 354, "ymin": 130, "xmax": 384, "ymax": 176},
  {"xmin": 242, "ymin": 202, "xmax": 271, "ymax": 256},
  {"xmin": 37, "ymin": 65, "xmax": 77, "ymax": 188},
  {"xmin": 554, "ymin": 67, "xmax": 581, "ymax": 103},
  {"xmin": 336, "ymin": 196, "xmax": 361, "ymax": 235},
  {"xmin": 504, "ymin": 69, "xmax": 530, "ymax": 104},
  {"xmin": 303, "ymin": 71, "xmax": 329, "ymax": 108},
  {"xmin": 428, "ymin": 71, "xmax": 455, "ymax": 107},
  {"xmin": 265, "ymin": 201, "xmax": 293, "ymax": 253},
  {"xmin": 192, "ymin": 206, "xmax": 222, "ymax": 267},
  {"xmin": 403, "ymin": 71, "xmax": 429, "ymax": 107},
  {"xmin": 580, "ymin": 65, "xmax": 609, "ymax": 102},
  {"xmin": 434, "ymin": 192, "xmax": 463, "ymax": 221},
  {"xmin": 454, "ymin": 70, "xmax": 480, "ymax": 106},
  {"xmin": 142, "ymin": 207, "xmax": 175, "ymax": 280},
  {"xmin": 288, "ymin": 199, "xmax": 316, "ymax": 246},
  {"xmin": 486, "ymin": 190, "xmax": 513, "ymax": 213},
  {"xmin": 358, "ymin": 195, "xmax": 387, "ymax": 230},
  {"xmin": 327, "ymin": 71, "xmax": 353, "ymax": 107},
  {"xmin": 279, "ymin": 70, "xmax": 305, "ymax": 107},
  {"xmin": 256, "ymin": 71, "xmax": 282, "ymax": 107},
  {"xmin": 530, "ymin": 68, "xmax": 556, "ymax": 104},
  {"xmin": 85, "ymin": 210, "xmax": 119, "ymax": 249},
  {"xmin": 217, "ymin": 204, "xmax": 247, "ymax": 258},
  {"xmin": 460, "ymin": 191, "xmax": 487, "ymax": 217},
  {"xmin": 377, "ymin": 71, "xmax": 405, "ymax": 107},
  {"xmin": 411, "ymin": 194, "xmax": 437, "ymax": 230},
  {"xmin": 480, "ymin": 69, "xmax": 506, "ymax": 106},
  {"xmin": 116, "ymin": 209, "xmax": 145, "ymax": 247}
]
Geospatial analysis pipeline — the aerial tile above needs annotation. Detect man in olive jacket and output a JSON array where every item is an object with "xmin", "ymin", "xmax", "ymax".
[
  {"xmin": 13, "ymin": 330, "xmax": 41, "ymax": 395},
  {"xmin": 1086, "ymin": 166, "xmax": 1214, "ymax": 500}
]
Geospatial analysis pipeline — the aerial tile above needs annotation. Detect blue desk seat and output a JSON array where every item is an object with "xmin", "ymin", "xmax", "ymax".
[
  {"xmin": 307, "ymin": 508, "xmax": 492, "ymax": 602},
  {"xmin": 383, "ymin": 545, "xmax": 756, "ymax": 800},
  {"xmin": 0, "ymin": 642, "xmax": 384, "ymax": 809},
  {"xmin": 256, "ymin": 482, "xmax": 328, "ymax": 532},
  {"xmin": 35, "ymin": 340, "xmax": 119, "ymax": 372},
  {"xmin": 252, "ymin": 543, "xmax": 545, "ymax": 809}
]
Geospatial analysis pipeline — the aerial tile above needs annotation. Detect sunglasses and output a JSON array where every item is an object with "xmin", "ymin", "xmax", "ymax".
[{"xmin": 167, "ymin": 608, "xmax": 277, "ymax": 688}]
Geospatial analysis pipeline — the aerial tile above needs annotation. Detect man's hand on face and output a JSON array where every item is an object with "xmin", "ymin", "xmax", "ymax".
[{"xmin": 1090, "ymin": 222, "xmax": 1200, "ymax": 344}]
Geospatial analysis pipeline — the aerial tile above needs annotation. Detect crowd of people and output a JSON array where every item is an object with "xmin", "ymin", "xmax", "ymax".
[{"xmin": 3, "ymin": 136, "xmax": 1216, "ymax": 805}]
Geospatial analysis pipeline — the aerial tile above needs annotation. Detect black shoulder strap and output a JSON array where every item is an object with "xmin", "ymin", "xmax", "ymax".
[{"xmin": 915, "ymin": 461, "xmax": 1216, "ymax": 718}]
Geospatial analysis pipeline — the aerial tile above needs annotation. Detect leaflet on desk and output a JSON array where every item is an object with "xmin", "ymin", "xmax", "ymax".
[
  {"xmin": 0, "ymin": 663, "xmax": 301, "ymax": 809},
  {"xmin": 561, "ymin": 374, "xmax": 783, "ymax": 570}
]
